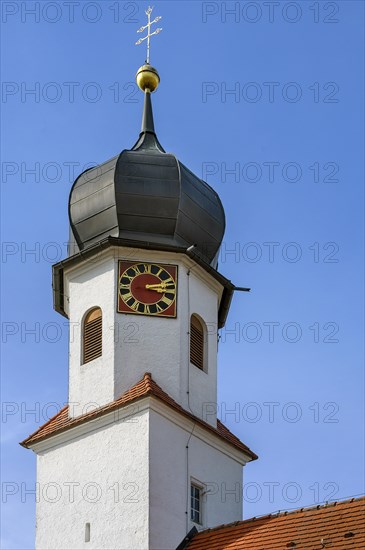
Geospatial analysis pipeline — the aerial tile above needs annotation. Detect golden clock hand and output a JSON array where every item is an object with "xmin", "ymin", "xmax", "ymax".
[
  {"xmin": 145, "ymin": 283, "xmax": 175, "ymax": 291},
  {"xmin": 145, "ymin": 284, "xmax": 166, "ymax": 293},
  {"xmin": 145, "ymin": 283, "xmax": 164, "ymax": 289}
]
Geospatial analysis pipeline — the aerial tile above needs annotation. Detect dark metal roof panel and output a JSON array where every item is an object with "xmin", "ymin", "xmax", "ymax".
[
  {"xmin": 71, "ymin": 157, "xmax": 118, "ymax": 201},
  {"xmin": 72, "ymin": 205, "xmax": 119, "ymax": 245},
  {"xmin": 114, "ymin": 149, "xmax": 180, "ymax": 238},
  {"xmin": 69, "ymin": 156, "xmax": 119, "ymax": 249},
  {"xmin": 68, "ymin": 95, "xmax": 225, "ymax": 265},
  {"xmin": 117, "ymin": 214, "xmax": 177, "ymax": 234},
  {"xmin": 179, "ymin": 192, "xmax": 225, "ymax": 241},
  {"xmin": 73, "ymin": 184, "xmax": 115, "ymax": 223},
  {"xmin": 176, "ymin": 163, "xmax": 225, "ymax": 257},
  {"xmin": 178, "ymin": 162, "xmax": 225, "ymax": 222},
  {"xmin": 117, "ymin": 178, "xmax": 179, "ymax": 197},
  {"xmin": 116, "ymin": 194, "xmax": 179, "ymax": 218}
]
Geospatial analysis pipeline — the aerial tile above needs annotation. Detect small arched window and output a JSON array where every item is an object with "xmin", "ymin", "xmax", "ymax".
[
  {"xmin": 190, "ymin": 315, "xmax": 205, "ymax": 371},
  {"xmin": 82, "ymin": 308, "xmax": 102, "ymax": 364}
]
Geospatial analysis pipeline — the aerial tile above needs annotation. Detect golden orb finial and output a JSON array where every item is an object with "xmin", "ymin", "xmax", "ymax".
[{"xmin": 136, "ymin": 64, "xmax": 160, "ymax": 92}]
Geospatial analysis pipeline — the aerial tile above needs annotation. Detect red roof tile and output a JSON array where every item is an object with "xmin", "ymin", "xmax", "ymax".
[
  {"xmin": 20, "ymin": 373, "xmax": 257, "ymax": 460},
  {"xmin": 186, "ymin": 496, "xmax": 365, "ymax": 549}
]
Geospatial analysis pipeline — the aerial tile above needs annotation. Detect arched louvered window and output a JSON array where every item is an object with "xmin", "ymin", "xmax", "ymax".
[
  {"xmin": 82, "ymin": 308, "xmax": 102, "ymax": 364},
  {"xmin": 190, "ymin": 315, "xmax": 205, "ymax": 371}
]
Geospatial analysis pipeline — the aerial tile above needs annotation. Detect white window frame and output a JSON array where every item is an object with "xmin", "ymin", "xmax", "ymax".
[{"xmin": 190, "ymin": 479, "xmax": 204, "ymax": 525}]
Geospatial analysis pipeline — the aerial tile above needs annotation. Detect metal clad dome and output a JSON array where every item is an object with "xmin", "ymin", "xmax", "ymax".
[{"xmin": 69, "ymin": 91, "xmax": 225, "ymax": 266}]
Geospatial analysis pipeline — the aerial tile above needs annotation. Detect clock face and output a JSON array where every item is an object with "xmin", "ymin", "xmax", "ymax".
[{"xmin": 117, "ymin": 261, "xmax": 178, "ymax": 318}]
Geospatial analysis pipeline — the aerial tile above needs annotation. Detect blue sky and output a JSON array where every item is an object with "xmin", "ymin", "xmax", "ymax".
[{"xmin": 1, "ymin": 1, "xmax": 364, "ymax": 548}]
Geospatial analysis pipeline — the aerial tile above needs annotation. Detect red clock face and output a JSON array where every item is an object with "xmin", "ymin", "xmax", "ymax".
[{"xmin": 117, "ymin": 261, "xmax": 178, "ymax": 318}]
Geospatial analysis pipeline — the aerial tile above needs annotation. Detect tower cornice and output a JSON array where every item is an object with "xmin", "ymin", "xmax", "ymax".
[{"xmin": 53, "ymin": 237, "xmax": 236, "ymax": 328}]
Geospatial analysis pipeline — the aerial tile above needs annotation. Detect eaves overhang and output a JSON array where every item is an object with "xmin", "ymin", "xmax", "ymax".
[{"xmin": 21, "ymin": 373, "xmax": 258, "ymax": 462}]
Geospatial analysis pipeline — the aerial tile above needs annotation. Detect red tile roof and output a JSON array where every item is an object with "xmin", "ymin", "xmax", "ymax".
[
  {"xmin": 186, "ymin": 496, "xmax": 365, "ymax": 549},
  {"xmin": 20, "ymin": 373, "xmax": 257, "ymax": 460}
]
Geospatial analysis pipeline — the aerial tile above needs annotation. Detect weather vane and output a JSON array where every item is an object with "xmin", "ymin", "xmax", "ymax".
[{"xmin": 135, "ymin": 6, "xmax": 162, "ymax": 65}]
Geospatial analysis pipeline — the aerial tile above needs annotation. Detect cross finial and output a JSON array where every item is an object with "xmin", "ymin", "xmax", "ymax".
[{"xmin": 135, "ymin": 6, "xmax": 162, "ymax": 65}]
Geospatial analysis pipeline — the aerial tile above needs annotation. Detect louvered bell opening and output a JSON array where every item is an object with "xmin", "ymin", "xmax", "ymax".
[
  {"xmin": 83, "ymin": 308, "xmax": 102, "ymax": 364},
  {"xmin": 190, "ymin": 316, "xmax": 204, "ymax": 370}
]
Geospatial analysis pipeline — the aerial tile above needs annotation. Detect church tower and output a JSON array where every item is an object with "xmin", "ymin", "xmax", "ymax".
[{"xmin": 21, "ymin": 15, "xmax": 257, "ymax": 550}]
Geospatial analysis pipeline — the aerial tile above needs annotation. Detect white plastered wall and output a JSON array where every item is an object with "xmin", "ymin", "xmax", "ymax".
[
  {"xmin": 148, "ymin": 406, "xmax": 245, "ymax": 550},
  {"xmin": 64, "ymin": 247, "xmax": 223, "ymax": 425},
  {"xmin": 33, "ymin": 401, "xmax": 248, "ymax": 550},
  {"xmin": 66, "ymin": 255, "xmax": 116, "ymax": 417},
  {"xmin": 34, "ymin": 407, "xmax": 149, "ymax": 550}
]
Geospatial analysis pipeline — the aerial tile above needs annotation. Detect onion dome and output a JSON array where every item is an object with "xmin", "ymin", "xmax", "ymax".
[{"xmin": 69, "ymin": 64, "xmax": 225, "ymax": 267}]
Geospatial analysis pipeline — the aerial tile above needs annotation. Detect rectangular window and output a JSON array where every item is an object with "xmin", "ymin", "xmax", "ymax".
[{"xmin": 190, "ymin": 483, "xmax": 202, "ymax": 524}]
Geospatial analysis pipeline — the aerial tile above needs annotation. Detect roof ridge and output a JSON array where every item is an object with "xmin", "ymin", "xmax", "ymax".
[
  {"xmin": 192, "ymin": 495, "xmax": 365, "ymax": 535},
  {"xmin": 143, "ymin": 371, "xmax": 154, "ymax": 391},
  {"xmin": 20, "ymin": 373, "xmax": 257, "ymax": 460}
]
